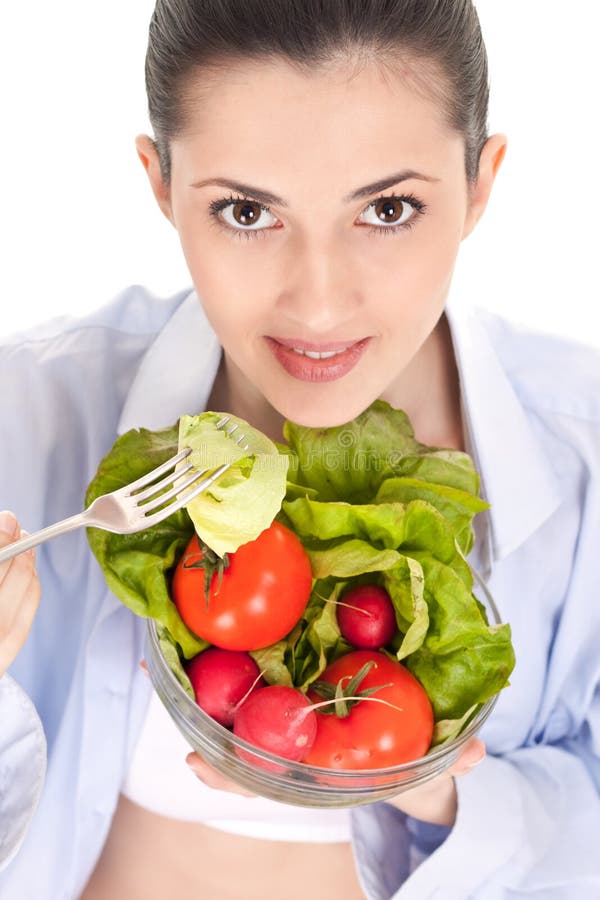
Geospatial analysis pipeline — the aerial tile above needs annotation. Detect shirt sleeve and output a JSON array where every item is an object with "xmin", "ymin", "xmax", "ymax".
[
  {"xmin": 351, "ymin": 701, "xmax": 600, "ymax": 900},
  {"xmin": 0, "ymin": 674, "xmax": 47, "ymax": 873}
]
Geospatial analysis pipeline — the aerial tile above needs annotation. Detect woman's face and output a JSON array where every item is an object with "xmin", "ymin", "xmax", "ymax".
[{"xmin": 139, "ymin": 57, "xmax": 504, "ymax": 429}]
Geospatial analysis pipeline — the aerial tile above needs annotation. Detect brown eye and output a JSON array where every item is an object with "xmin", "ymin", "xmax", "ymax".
[
  {"xmin": 214, "ymin": 197, "xmax": 278, "ymax": 232},
  {"xmin": 232, "ymin": 201, "xmax": 262, "ymax": 226},
  {"xmin": 357, "ymin": 195, "xmax": 421, "ymax": 232},
  {"xmin": 373, "ymin": 197, "xmax": 407, "ymax": 224}
]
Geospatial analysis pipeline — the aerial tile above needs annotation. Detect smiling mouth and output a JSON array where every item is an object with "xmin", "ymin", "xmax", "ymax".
[{"xmin": 264, "ymin": 336, "xmax": 372, "ymax": 382}]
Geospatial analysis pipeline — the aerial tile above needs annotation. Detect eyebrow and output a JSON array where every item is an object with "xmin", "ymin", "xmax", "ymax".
[{"xmin": 190, "ymin": 169, "xmax": 440, "ymax": 207}]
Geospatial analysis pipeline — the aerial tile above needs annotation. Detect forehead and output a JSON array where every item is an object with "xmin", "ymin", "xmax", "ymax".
[{"xmin": 172, "ymin": 56, "xmax": 463, "ymax": 185}]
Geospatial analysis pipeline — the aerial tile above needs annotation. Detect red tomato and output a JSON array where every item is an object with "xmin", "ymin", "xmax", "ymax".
[
  {"xmin": 172, "ymin": 521, "xmax": 312, "ymax": 651},
  {"xmin": 303, "ymin": 650, "xmax": 434, "ymax": 769}
]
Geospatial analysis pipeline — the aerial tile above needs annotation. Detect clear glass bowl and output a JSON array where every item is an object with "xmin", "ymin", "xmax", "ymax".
[{"xmin": 145, "ymin": 571, "xmax": 500, "ymax": 808}]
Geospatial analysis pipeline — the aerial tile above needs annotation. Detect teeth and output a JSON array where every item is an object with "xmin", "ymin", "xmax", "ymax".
[{"xmin": 292, "ymin": 347, "xmax": 351, "ymax": 359}]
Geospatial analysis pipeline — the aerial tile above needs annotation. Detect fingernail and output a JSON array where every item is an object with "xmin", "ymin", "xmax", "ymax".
[
  {"xmin": 0, "ymin": 511, "xmax": 17, "ymax": 537},
  {"xmin": 467, "ymin": 753, "xmax": 485, "ymax": 769}
]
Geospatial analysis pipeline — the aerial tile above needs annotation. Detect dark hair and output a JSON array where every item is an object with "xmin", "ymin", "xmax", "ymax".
[{"xmin": 145, "ymin": 0, "xmax": 489, "ymax": 185}]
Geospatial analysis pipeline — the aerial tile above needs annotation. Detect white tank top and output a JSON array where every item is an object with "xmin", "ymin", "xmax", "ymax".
[{"xmin": 122, "ymin": 688, "xmax": 352, "ymax": 843}]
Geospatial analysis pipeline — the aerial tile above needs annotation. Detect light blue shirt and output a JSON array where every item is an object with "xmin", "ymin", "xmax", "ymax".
[{"xmin": 1, "ymin": 285, "xmax": 599, "ymax": 899}]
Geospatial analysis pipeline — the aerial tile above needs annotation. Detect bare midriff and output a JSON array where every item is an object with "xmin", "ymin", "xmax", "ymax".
[{"xmin": 81, "ymin": 794, "xmax": 366, "ymax": 900}]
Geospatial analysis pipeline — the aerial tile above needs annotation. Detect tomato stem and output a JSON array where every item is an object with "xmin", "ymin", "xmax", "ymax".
[
  {"xmin": 182, "ymin": 539, "xmax": 230, "ymax": 605},
  {"xmin": 310, "ymin": 661, "xmax": 396, "ymax": 718}
]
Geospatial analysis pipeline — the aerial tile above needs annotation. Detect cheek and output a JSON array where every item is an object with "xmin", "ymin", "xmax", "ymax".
[
  {"xmin": 175, "ymin": 212, "xmax": 276, "ymax": 326},
  {"xmin": 355, "ymin": 187, "xmax": 465, "ymax": 302},
  {"xmin": 360, "ymin": 223, "xmax": 461, "ymax": 328}
]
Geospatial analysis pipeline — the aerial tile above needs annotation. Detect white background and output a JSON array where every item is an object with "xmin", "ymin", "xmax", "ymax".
[{"xmin": 1, "ymin": 1, "xmax": 598, "ymax": 344}]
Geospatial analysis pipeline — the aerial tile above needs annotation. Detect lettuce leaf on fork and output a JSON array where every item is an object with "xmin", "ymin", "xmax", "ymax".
[{"xmin": 178, "ymin": 412, "xmax": 288, "ymax": 558}]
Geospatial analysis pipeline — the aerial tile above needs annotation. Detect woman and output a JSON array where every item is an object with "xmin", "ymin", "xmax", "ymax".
[{"xmin": 1, "ymin": 1, "xmax": 599, "ymax": 898}]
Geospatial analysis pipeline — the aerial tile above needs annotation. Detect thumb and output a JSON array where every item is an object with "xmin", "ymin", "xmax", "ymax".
[
  {"xmin": 0, "ymin": 511, "xmax": 19, "ymax": 543},
  {"xmin": 449, "ymin": 737, "xmax": 486, "ymax": 778}
]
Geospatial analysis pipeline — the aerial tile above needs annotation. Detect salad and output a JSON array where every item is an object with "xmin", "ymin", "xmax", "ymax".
[{"xmin": 86, "ymin": 400, "xmax": 515, "ymax": 769}]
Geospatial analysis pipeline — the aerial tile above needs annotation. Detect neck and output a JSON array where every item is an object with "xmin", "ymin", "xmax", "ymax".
[
  {"xmin": 206, "ymin": 353, "xmax": 288, "ymax": 445},
  {"xmin": 380, "ymin": 313, "xmax": 465, "ymax": 451}
]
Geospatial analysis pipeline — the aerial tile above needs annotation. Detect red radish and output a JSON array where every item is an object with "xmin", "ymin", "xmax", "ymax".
[
  {"xmin": 336, "ymin": 584, "xmax": 397, "ymax": 649},
  {"xmin": 233, "ymin": 685, "xmax": 317, "ymax": 762},
  {"xmin": 186, "ymin": 647, "xmax": 264, "ymax": 727}
]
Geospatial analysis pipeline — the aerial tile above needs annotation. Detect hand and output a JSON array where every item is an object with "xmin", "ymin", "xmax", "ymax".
[
  {"xmin": 0, "ymin": 511, "xmax": 42, "ymax": 678},
  {"xmin": 385, "ymin": 736, "xmax": 486, "ymax": 827},
  {"xmin": 186, "ymin": 752, "xmax": 257, "ymax": 797}
]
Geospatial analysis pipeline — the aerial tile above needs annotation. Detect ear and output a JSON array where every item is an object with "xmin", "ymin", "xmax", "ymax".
[
  {"xmin": 461, "ymin": 133, "xmax": 508, "ymax": 240},
  {"xmin": 135, "ymin": 134, "xmax": 176, "ymax": 227}
]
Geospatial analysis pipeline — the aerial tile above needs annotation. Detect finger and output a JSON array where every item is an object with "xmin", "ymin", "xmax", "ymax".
[
  {"xmin": 0, "ymin": 511, "xmax": 19, "ymax": 542},
  {"xmin": 0, "ymin": 513, "xmax": 23, "ymax": 585},
  {"xmin": 0, "ymin": 532, "xmax": 38, "ymax": 627},
  {"xmin": 139, "ymin": 659, "xmax": 149, "ymax": 677},
  {"xmin": 448, "ymin": 737, "xmax": 486, "ymax": 778},
  {"xmin": 0, "ymin": 527, "xmax": 36, "ymax": 580},
  {"xmin": 0, "ymin": 566, "xmax": 41, "ymax": 674},
  {"xmin": 186, "ymin": 752, "xmax": 256, "ymax": 797}
]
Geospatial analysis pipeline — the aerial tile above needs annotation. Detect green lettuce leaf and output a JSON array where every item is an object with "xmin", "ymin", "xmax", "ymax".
[
  {"xmin": 249, "ymin": 625, "xmax": 303, "ymax": 688},
  {"xmin": 85, "ymin": 425, "xmax": 205, "ymax": 658},
  {"xmin": 403, "ymin": 554, "xmax": 515, "ymax": 719},
  {"xmin": 282, "ymin": 400, "xmax": 419, "ymax": 503},
  {"xmin": 374, "ymin": 477, "xmax": 488, "ymax": 556},
  {"xmin": 382, "ymin": 556, "xmax": 429, "ymax": 661},
  {"xmin": 282, "ymin": 399, "xmax": 482, "ymax": 505},
  {"xmin": 290, "ymin": 581, "xmax": 353, "ymax": 690},
  {"xmin": 157, "ymin": 623, "xmax": 195, "ymax": 699},
  {"xmin": 282, "ymin": 496, "xmax": 472, "ymax": 584},
  {"xmin": 305, "ymin": 540, "xmax": 402, "ymax": 579},
  {"xmin": 393, "ymin": 451, "xmax": 482, "ymax": 495},
  {"xmin": 430, "ymin": 704, "xmax": 480, "ymax": 749}
]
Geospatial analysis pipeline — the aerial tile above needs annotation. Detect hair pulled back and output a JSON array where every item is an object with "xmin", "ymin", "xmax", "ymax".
[{"xmin": 145, "ymin": 0, "xmax": 490, "ymax": 184}]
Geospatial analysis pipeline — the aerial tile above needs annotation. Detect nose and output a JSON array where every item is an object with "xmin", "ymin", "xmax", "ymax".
[{"xmin": 275, "ymin": 234, "xmax": 362, "ymax": 333}]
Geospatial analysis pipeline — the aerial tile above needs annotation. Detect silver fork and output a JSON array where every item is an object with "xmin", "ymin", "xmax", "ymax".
[{"xmin": 0, "ymin": 416, "xmax": 249, "ymax": 564}]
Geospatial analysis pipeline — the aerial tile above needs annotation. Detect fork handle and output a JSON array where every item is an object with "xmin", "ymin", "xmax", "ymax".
[{"xmin": 0, "ymin": 511, "xmax": 90, "ymax": 564}]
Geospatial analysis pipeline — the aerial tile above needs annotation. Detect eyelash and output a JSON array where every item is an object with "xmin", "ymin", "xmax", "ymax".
[{"xmin": 208, "ymin": 191, "xmax": 427, "ymax": 241}]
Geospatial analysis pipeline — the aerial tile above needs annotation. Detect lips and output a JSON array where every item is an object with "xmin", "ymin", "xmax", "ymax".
[{"xmin": 264, "ymin": 336, "xmax": 371, "ymax": 383}]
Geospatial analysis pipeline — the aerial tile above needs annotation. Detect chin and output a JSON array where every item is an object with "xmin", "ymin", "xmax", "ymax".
[{"xmin": 272, "ymin": 391, "xmax": 378, "ymax": 430}]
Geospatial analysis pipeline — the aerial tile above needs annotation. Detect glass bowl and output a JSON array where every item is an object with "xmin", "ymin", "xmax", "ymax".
[{"xmin": 144, "ymin": 571, "xmax": 501, "ymax": 808}]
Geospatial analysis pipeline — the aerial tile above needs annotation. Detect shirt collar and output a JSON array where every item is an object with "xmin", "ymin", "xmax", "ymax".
[
  {"xmin": 118, "ymin": 289, "xmax": 562, "ymax": 565},
  {"xmin": 445, "ymin": 299, "xmax": 562, "ymax": 563},
  {"xmin": 117, "ymin": 289, "xmax": 222, "ymax": 435}
]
